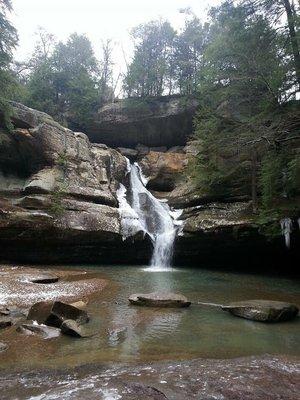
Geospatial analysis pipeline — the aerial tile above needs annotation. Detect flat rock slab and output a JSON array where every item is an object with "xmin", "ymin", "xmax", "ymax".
[
  {"xmin": 30, "ymin": 274, "xmax": 60, "ymax": 284},
  {"xmin": 222, "ymin": 300, "xmax": 299, "ymax": 322},
  {"xmin": 129, "ymin": 292, "xmax": 191, "ymax": 308}
]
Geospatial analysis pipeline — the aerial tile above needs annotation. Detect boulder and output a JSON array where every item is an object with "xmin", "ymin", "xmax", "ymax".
[
  {"xmin": 70, "ymin": 300, "xmax": 88, "ymax": 309},
  {"xmin": 222, "ymin": 300, "xmax": 299, "ymax": 322},
  {"xmin": 27, "ymin": 301, "xmax": 89, "ymax": 327},
  {"xmin": 61, "ymin": 319, "xmax": 88, "ymax": 337},
  {"xmin": 129, "ymin": 292, "xmax": 191, "ymax": 308},
  {"xmin": 17, "ymin": 323, "xmax": 61, "ymax": 339}
]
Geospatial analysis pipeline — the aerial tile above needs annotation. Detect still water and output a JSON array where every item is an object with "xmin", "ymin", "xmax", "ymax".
[{"xmin": 1, "ymin": 266, "xmax": 299, "ymax": 371}]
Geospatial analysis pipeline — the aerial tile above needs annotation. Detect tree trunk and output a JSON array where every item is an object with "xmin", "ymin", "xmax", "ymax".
[{"xmin": 283, "ymin": 0, "xmax": 300, "ymax": 88}]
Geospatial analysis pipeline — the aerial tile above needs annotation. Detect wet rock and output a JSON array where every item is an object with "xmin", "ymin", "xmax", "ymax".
[
  {"xmin": 0, "ymin": 342, "xmax": 8, "ymax": 352},
  {"xmin": 129, "ymin": 292, "xmax": 191, "ymax": 308},
  {"xmin": 60, "ymin": 319, "xmax": 87, "ymax": 337},
  {"xmin": 27, "ymin": 301, "xmax": 53, "ymax": 324},
  {"xmin": 222, "ymin": 300, "xmax": 299, "ymax": 322},
  {"xmin": 17, "ymin": 323, "xmax": 61, "ymax": 339},
  {"xmin": 117, "ymin": 147, "xmax": 138, "ymax": 160},
  {"xmin": 0, "ymin": 317, "xmax": 12, "ymax": 329},
  {"xmin": 27, "ymin": 274, "xmax": 59, "ymax": 284},
  {"xmin": 69, "ymin": 300, "xmax": 88, "ymax": 310},
  {"xmin": 27, "ymin": 301, "xmax": 89, "ymax": 327},
  {"xmin": 139, "ymin": 151, "xmax": 187, "ymax": 192},
  {"xmin": 124, "ymin": 383, "xmax": 168, "ymax": 399}
]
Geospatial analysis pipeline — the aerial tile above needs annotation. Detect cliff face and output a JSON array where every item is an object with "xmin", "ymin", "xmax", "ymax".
[
  {"xmin": 0, "ymin": 99, "xmax": 298, "ymax": 269},
  {"xmin": 86, "ymin": 96, "xmax": 198, "ymax": 148},
  {"xmin": 0, "ymin": 103, "xmax": 151, "ymax": 264}
]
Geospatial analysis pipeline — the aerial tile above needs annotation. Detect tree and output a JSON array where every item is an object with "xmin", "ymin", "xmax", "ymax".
[
  {"xmin": 240, "ymin": 0, "xmax": 300, "ymax": 89},
  {"xmin": 173, "ymin": 14, "xmax": 209, "ymax": 94},
  {"xmin": 99, "ymin": 39, "xmax": 115, "ymax": 104},
  {"xmin": 124, "ymin": 20, "xmax": 176, "ymax": 97},
  {"xmin": 23, "ymin": 33, "xmax": 100, "ymax": 129},
  {"xmin": 193, "ymin": 1, "xmax": 299, "ymax": 214},
  {"xmin": 0, "ymin": 0, "xmax": 18, "ymax": 128}
]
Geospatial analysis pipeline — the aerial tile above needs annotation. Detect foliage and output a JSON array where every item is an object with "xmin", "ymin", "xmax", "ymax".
[
  {"xmin": 0, "ymin": 0, "xmax": 18, "ymax": 129},
  {"xmin": 15, "ymin": 32, "xmax": 116, "ymax": 130},
  {"xmin": 191, "ymin": 0, "xmax": 300, "ymax": 237},
  {"xmin": 49, "ymin": 185, "xmax": 66, "ymax": 217},
  {"xmin": 124, "ymin": 20, "xmax": 176, "ymax": 97}
]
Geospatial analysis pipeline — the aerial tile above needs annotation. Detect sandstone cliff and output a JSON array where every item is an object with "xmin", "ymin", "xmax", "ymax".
[{"xmin": 0, "ymin": 100, "xmax": 298, "ymax": 269}]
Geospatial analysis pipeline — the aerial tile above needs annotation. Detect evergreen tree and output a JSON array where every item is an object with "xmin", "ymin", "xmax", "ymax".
[
  {"xmin": 173, "ymin": 14, "xmax": 209, "ymax": 94},
  {"xmin": 124, "ymin": 20, "xmax": 176, "ymax": 97},
  {"xmin": 23, "ymin": 33, "xmax": 100, "ymax": 129},
  {"xmin": 193, "ymin": 1, "xmax": 299, "ymax": 214},
  {"xmin": 0, "ymin": 0, "xmax": 18, "ymax": 128}
]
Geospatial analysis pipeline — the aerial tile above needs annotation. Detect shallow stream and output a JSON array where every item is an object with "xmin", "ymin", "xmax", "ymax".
[{"xmin": 1, "ymin": 265, "xmax": 299, "ymax": 372}]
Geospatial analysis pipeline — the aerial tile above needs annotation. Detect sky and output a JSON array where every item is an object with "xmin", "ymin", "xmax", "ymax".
[{"xmin": 11, "ymin": 0, "xmax": 221, "ymax": 93}]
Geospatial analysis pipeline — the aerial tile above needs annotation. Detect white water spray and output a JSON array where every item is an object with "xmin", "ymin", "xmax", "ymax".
[
  {"xmin": 117, "ymin": 161, "xmax": 180, "ymax": 270},
  {"xmin": 280, "ymin": 217, "xmax": 293, "ymax": 249}
]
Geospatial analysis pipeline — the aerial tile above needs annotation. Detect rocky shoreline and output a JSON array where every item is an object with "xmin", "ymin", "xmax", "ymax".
[{"xmin": 0, "ymin": 355, "xmax": 299, "ymax": 400}]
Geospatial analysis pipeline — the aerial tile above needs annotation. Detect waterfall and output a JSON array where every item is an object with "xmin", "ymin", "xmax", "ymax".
[
  {"xmin": 280, "ymin": 217, "xmax": 293, "ymax": 249},
  {"xmin": 117, "ymin": 161, "xmax": 180, "ymax": 270}
]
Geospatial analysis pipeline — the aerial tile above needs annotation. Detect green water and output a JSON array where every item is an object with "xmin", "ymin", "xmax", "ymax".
[{"xmin": 2, "ymin": 266, "xmax": 300, "ymax": 370}]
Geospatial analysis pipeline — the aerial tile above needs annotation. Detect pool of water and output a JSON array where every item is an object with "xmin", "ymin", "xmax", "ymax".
[{"xmin": 1, "ymin": 265, "xmax": 299, "ymax": 371}]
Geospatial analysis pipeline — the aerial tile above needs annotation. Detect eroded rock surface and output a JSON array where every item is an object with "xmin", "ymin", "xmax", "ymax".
[{"xmin": 0, "ymin": 102, "xmax": 151, "ymax": 264}]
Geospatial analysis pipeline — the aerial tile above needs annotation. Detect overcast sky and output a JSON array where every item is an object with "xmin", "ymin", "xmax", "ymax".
[{"xmin": 11, "ymin": 0, "xmax": 221, "ymax": 88}]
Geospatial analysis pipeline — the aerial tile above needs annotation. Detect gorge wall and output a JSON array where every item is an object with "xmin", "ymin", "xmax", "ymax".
[{"xmin": 0, "ymin": 98, "xmax": 299, "ymax": 270}]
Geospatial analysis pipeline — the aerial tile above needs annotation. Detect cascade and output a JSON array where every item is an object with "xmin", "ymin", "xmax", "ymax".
[
  {"xmin": 280, "ymin": 217, "xmax": 293, "ymax": 249},
  {"xmin": 117, "ymin": 161, "xmax": 181, "ymax": 269}
]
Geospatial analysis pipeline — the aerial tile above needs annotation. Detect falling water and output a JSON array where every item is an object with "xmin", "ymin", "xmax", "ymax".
[
  {"xmin": 117, "ymin": 162, "xmax": 180, "ymax": 270},
  {"xmin": 280, "ymin": 217, "xmax": 293, "ymax": 249}
]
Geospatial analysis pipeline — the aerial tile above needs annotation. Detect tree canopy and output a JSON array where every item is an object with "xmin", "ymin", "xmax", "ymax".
[{"xmin": 0, "ymin": 0, "xmax": 18, "ymax": 128}]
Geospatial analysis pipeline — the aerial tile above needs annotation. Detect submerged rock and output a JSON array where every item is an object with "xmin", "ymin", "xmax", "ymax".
[
  {"xmin": 60, "ymin": 319, "xmax": 88, "ymax": 338},
  {"xmin": 17, "ymin": 323, "xmax": 61, "ymax": 339},
  {"xmin": 0, "ymin": 342, "xmax": 8, "ymax": 352},
  {"xmin": 27, "ymin": 300, "xmax": 89, "ymax": 327},
  {"xmin": 129, "ymin": 292, "xmax": 191, "ymax": 308},
  {"xmin": 26, "ymin": 274, "xmax": 59, "ymax": 284},
  {"xmin": 222, "ymin": 300, "xmax": 299, "ymax": 322}
]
